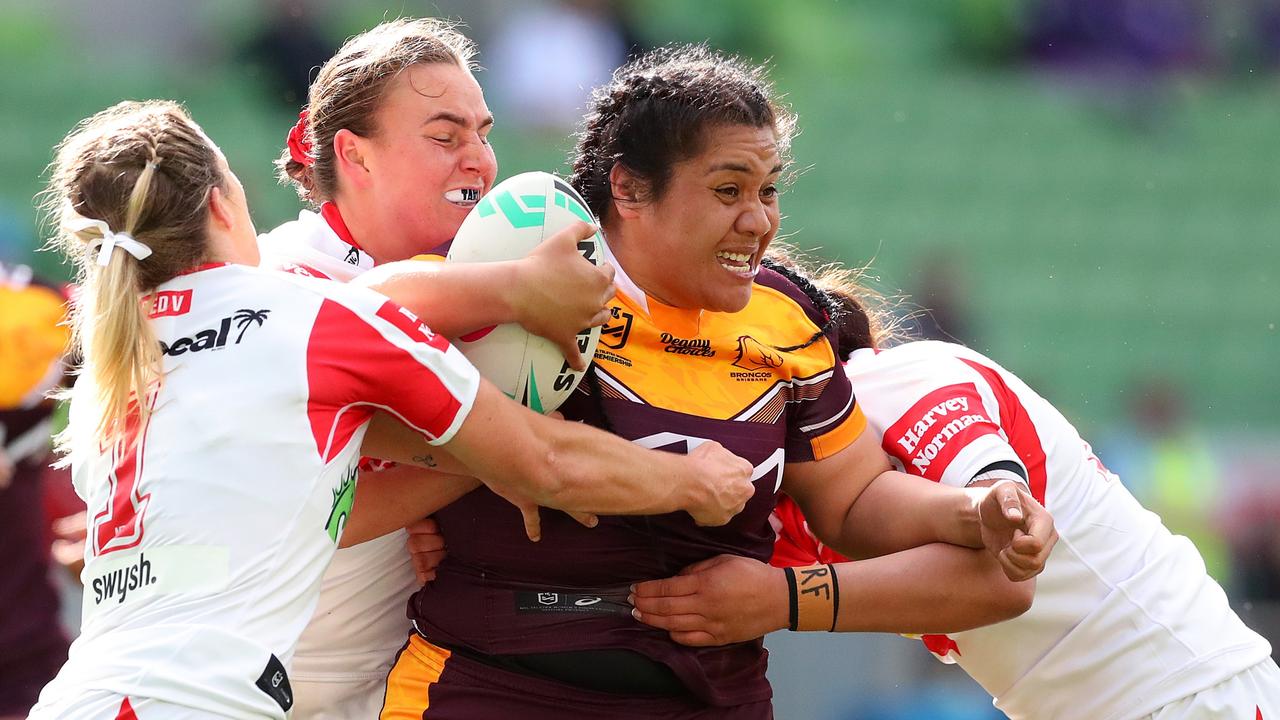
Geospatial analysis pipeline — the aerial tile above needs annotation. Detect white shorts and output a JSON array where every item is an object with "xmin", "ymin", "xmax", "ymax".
[
  {"xmin": 289, "ymin": 532, "xmax": 417, "ymax": 719},
  {"xmin": 28, "ymin": 690, "xmax": 250, "ymax": 720},
  {"xmin": 1148, "ymin": 659, "xmax": 1280, "ymax": 719},
  {"xmin": 288, "ymin": 674, "xmax": 389, "ymax": 720}
]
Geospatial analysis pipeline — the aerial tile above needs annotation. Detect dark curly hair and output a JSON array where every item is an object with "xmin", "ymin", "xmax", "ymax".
[{"xmin": 569, "ymin": 44, "xmax": 797, "ymax": 221}]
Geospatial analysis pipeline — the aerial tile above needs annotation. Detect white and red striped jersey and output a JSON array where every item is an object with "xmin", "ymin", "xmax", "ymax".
[
  {"xmin": 257, "ymin": 207, "xmax": 428, "ymax": 715},
  {"xmin": 773, "ymin": 341, "xmax": 1272, "ymax": 720},
  {"xmin": 33, "ymin": 263, "xmax": 478, "ymax": 719}
]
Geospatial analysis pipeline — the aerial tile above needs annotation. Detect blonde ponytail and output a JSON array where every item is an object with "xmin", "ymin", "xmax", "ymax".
[
  {"xmin": 43, "ymin": 100, "xmax": 223, "ymax": 447},
  {"xmin": 65, "ymin": 216, "xmax": 162, "ymax": 440}
]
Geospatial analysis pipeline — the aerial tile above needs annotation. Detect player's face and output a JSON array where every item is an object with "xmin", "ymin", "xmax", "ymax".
[
  {"xmin": 631, "ymin": 124, "xmax": 782, "ymax": 313},
  {"xmin": 363, "ymin": 62, "xmax": 497, "ymax": 260}
]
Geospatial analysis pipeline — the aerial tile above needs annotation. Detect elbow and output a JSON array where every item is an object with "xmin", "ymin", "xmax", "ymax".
[{"xmin": 988, "ymin": 578, "xmax": 1036, "ymax": 623}]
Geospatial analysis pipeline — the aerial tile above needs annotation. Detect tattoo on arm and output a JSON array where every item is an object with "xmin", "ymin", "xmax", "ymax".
[{"xmin": 412, "ymin": 454, "xmax": 438, "ymax": 468}]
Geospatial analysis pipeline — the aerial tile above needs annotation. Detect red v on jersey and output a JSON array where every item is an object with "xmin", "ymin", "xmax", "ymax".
[{"xmin": 959, "ymin": 359, "xmax": 1048, "ymax": 505}]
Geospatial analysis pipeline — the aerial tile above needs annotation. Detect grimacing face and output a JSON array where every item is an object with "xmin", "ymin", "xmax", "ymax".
[
  {"xmin": 628, "ymin": 123, "xmax": 782, "ymax": 313},
  {"xmin": 361, "ymin": 62, "xmax": 498, "ymax": 260}
]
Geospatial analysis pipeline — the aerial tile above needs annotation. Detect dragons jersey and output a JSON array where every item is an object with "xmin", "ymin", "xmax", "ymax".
[
  {"xmin": 32, "ymin": 264, "xmax": 478, "ymax": 719},
  {"xmin": 410, "ymin": 247, "xmax": 866, "ymax": 707},
  {"xmin": 257, "ymin": 207, "xmax": 433, "ymax": 706},
  {"xmin": 771, "ymin": 341, "xmax": 1272, "ymax": 720}
]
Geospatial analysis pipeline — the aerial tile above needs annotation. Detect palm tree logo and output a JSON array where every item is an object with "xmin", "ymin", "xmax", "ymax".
[{"xmin": 232, "ymin": 309, "xmax": 270, "ymax": 344}]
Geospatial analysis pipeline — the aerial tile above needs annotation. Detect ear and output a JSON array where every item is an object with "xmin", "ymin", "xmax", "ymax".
[
  {"xmin": 206, "ymin": 185, "xmax": 236, "ymax": 233},
  {"xmin": 608, "ymin": 163, "xmax": 644, "ymax": 220},
  {"xmin": 333, "ymin": 128, "xmax": 374, "ymax": 189}
]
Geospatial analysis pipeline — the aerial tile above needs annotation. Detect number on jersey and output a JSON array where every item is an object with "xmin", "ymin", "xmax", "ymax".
[{"xmin": 93, "ymin": 395, "xmax": 156, "ymax": 556}]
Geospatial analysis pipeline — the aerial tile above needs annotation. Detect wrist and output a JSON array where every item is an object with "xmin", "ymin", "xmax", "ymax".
[
  {"xmin": 952, "ymin": 487, "xmax": 984, "ymax": 548},
  {"xmin": 766, "ymin": 566, "xmax": 791, "ymax": 634},
  {"xmin": 666, "ymin": 452, "xmax": 705, "ymax": 516},
  {"xmin": 785, "ymin": 563, "xmax": 841, "ymax": 632},
  {"xmin": 497, "ymin": 259, "xmax": 530, "ymax": 326}
]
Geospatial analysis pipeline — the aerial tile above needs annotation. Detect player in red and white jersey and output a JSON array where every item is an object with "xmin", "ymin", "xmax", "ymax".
[
  {"xmin": 634, "ymin": 265, "xmax": 1280, "ymax": 719},
  {"xmin": 32, "ymin": 100, "xmax": 753, "ymax": 720},
  {"xmin": 255, "ymin": 19, "xmax": 619, "ymax": 719}
]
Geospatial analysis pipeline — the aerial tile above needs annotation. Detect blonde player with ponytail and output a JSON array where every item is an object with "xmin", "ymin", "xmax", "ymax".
[{"xmin": 29, "ymin": 100, "xmax": 754, "ymax": 720}]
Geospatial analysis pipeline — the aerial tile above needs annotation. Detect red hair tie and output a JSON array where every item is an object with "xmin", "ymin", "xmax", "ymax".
[{"xmin": 286, "ymin": 109, "xmax": 315, "ymax": 167}]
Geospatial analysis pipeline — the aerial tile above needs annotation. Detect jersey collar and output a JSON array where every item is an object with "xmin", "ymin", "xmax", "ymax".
[
  {"xmin": 318, "ymin": 202, "xmax": 374, "ymax": 269},
  {"xmin": 601, "ymin": 238, "xmax": 704, "ymax": 336}
]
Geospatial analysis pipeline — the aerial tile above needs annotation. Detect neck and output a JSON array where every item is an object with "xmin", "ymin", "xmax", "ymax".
[
  {"xmin": 327, "ymin": 193, "xmax": 391, "ymax": 263},
  {"xmin": 605, "ymin": 221, "xmax": 679, "ymax": 308},
  {"xmin": 204, "ymin": 228, "xmax": 256, "ymax": 266}
]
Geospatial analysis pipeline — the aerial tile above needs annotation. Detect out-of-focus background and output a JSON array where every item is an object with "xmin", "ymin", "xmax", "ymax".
[{"xmin": 1, "ymin": 1, "xmax": 1277, "ymax": 717}]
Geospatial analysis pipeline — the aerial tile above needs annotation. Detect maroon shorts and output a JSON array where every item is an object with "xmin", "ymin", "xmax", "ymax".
[{"xmin": 380, "ymin": 635, "xmax": 772, "ymax": 720}]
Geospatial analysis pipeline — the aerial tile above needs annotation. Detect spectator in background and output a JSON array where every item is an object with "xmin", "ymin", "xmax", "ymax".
[
  {"xmin": 1103, "ymin": 377, "xmax": 1231, "ymax": 583},
  {"xmin": 485, "ymin": 0, "xmax": 637, "ymax": 133},
  {"xmin": 242, "ymin": 0, "xmax": 335, "ymax": 108},
  {"xmin": 0, "ymin": 263, "xmax": 71, "ymax": 720},
  {"xmin": 902, "ymin": 250, "xmax": 974, "ymax": 345},
  {"xmin": 1023, "ymin": 0, "xmax": 1210, "ymax": 73}
]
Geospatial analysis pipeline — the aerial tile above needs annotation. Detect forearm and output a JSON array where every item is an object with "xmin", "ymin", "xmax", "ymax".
[
  {"xmin": 353, "ymin": 259, "xmax": 521, "ymax": 338},
  {"xmin": 440, "ymin": 382, "xmax": 744, "ymax": 524},
  {"xmin": 341, "ymin": 464, "xmax": 479, "ymax": 548},
  {"xmin": 362, "ymin": 412, "xmax": 471, "ymax": 476},
  {"xmin": 832, "ymin": 471, "xmax": 981, "ymax": 559},
  {"xmin": 767, "ymin": 544, "xmax": 1034, "ymax": 635},
  {"xmin": 533, "ymin": 418, "xmax": 698, "ymax": 515}
]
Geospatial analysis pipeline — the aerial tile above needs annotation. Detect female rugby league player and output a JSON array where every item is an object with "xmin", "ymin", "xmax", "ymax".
[{"xmin": 28, "ymin": 97, "xmax": 754, "ymax": 719}]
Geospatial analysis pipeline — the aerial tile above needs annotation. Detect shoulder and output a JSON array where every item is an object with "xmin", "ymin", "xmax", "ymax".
[
  {"xmin": 868, "ymin": 340, "xmax": 1004, "ymax": 370},
  {"xmin": 751, "ymin": 267, "xmax": 827, "ymax": 330},
  {"xmin": 270, "ymin": 268, "xmax": 387, "ymax": 313}
]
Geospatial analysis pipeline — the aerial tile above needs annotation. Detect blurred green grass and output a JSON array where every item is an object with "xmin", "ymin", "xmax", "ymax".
[{"xmin": 1, "ymin": 1, "xmax": 1275, "ymax": 433}]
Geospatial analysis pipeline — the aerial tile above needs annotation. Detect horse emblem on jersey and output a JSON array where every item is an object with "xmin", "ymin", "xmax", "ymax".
[{"xmin": 732, "ymin": 335, "xmax": 783, "ymax": 371}]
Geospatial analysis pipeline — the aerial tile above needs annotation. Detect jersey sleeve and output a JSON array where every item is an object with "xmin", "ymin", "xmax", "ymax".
[
  {"xmin": 880, "ymin": 380, "xmax": 1027, "ymax": 489},
  {"xmin": 304, "ymin": 291, "xmax": 481, "ymax": 463},
  {"xmin": 785, "ymin": 366, "xmax": 866, "ymax": 463},
  {"xmin": 752, "ymin": 269, "xmax": 866, "ymax": 463}
]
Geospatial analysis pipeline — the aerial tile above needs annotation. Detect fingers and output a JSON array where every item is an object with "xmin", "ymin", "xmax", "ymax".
[
  {"xmin": 995, "ymin": 482, "xmax": 1025, "ymax": 525},
  {"xmin": 410, "ymin": 549, "xmax": 446, "ymax": 584},
  {"xmin": 405, "ymin": 530, "xmax": 445, "ymax": 554},
  {"xmin": 568, "ymin": 511, "xmax": 599, "ymax": 529},
  {"xmin": 629, "ymin": 607, "xmax": 724, "ymax": 647},
  {"xmin": 631, "ymin": 574, "xmax": 699, "ymax": 599},
  {"xmin": 630, "ymin": 593, "xmax": 700, "ymax": 618},
  {"xmin": 544, "ymin": 220, "xmax": 598, "ymax": 247},
  {"xmin": 518, "ymin": 503, "xmax": 542, "ymax": 543},
  {"xmin": 589, "ymin": 308, "xmax": 612, "ymax": 328},
  {"xmin": 668, "ymin": 631, "xmax": 720, "ymax": 648},
  {"xmin": 404, "ymin": 516, "xmax": 440, "ymax": 536},
  {"xmin": 559, "ymin": 341, "xmax": 587, "ymax": 373},
  {"xmin": 631, "ymin": 608, "xmax": 711, "ymax": 633}
]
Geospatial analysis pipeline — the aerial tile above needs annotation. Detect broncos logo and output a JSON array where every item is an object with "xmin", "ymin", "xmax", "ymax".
[{"xmin": 732, "ymin": 335, "xmax": 783, "ymax": 371}]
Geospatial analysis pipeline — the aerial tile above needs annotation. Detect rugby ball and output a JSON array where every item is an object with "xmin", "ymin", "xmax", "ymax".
[{"xmin": 447, "ymin": 172, "xmax": 604, "ymax": 413}]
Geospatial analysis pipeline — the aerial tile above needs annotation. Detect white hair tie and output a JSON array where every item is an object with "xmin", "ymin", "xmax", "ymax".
[{"xmin": 64, "ymin": 214, "xmax": 153, "ymax": 266}]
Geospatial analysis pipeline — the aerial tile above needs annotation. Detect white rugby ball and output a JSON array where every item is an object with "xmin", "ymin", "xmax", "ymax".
[{"xmin": 447, "ymin": 171, "xmax": 604, "ymax": 414}]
